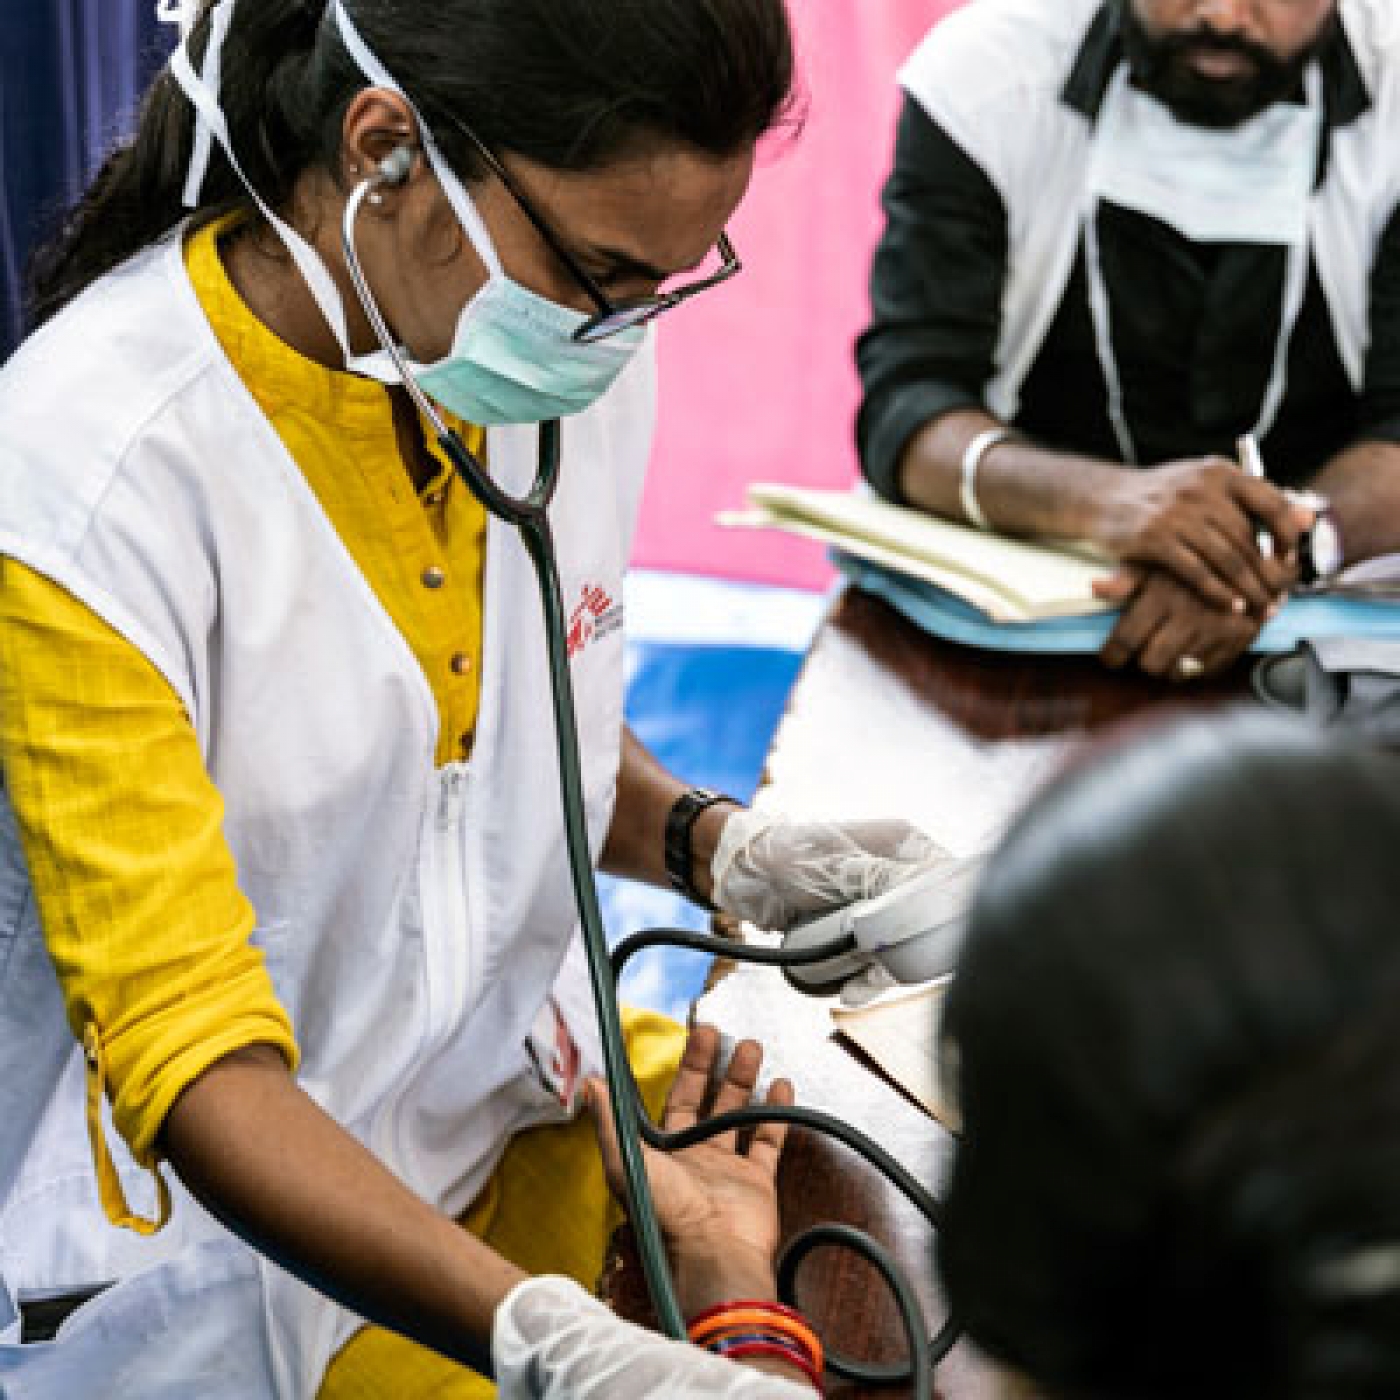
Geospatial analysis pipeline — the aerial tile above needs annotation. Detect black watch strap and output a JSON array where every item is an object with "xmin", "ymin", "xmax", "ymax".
[{"xmin": 664, "ymin": 787, "xmax": 736, "ymax": 909}]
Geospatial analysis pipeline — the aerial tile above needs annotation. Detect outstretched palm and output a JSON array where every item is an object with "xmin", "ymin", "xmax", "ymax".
[{"xmin": 588, "ymin": 1024, "xmax": 794, "ymax": 1269}]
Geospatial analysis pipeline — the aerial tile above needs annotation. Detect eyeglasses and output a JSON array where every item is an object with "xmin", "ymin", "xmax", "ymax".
[{"xmin": 443, "ymin": 118, "xmax": 743, "ymax": 345}]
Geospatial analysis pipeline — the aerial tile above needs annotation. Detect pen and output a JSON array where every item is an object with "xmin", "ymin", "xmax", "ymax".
[{"xmin": 1236, "ymin": 433, "xmax": 1275, "ymax": 560}]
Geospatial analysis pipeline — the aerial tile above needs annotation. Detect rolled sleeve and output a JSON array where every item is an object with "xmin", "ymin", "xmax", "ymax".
[
  {"xmin": 0, "ymin": 557, "xmax": 297, "ymax": 1176},
  {"xmin": 856, "ymin": 96, "xmax": 1011, "ymax": 501}
]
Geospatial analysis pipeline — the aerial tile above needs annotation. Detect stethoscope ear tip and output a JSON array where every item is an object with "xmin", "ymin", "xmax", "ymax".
[{"xmin": 377, "ymin": 146, "xmax": 414, "ymax": 188}]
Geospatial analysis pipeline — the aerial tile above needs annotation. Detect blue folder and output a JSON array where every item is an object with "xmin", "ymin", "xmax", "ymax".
[{"xmin": 835, "ymin": 553, "xmax": 1400, "ymax": 656}]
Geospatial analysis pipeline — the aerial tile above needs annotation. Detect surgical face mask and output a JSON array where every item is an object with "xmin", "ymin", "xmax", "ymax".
[
  {"xmin": 171, "ymin": 0, "xmax": 646, "ymax": 426},
  {"xmin": 391, "ymin": 155, "xmax": 647, "ymax": 427},
  {"xmin": 1085, "ymin": 61, "xmax": 1323, "ymax": 248},
  {"xmin": 1082, "ymin": 60, "xmax": 1323, "ymax": 462},
  {"xmin": 333, "ymin": 0, "xmax": 646, "ymax": 425}
]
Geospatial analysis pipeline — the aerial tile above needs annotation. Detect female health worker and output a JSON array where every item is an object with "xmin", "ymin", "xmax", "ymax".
[{"xmin": 0, "ymin": 0, "xmax": 947, "ymax": 1394}]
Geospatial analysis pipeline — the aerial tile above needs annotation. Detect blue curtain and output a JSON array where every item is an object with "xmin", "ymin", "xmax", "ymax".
[{"xmin": 0, "ymin": 1, "xmax": 172, "ymax": 359}]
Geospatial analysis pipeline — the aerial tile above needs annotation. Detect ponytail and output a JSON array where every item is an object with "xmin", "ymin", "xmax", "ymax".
[{"xmin": 26, "ymin": 0, "xmax": 329, "ymax": 330}]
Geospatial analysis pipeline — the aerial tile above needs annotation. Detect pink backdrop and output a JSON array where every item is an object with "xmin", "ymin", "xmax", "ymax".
[{"xmin": 634, "ymin": 0, "xmax": 966, "ymax": 590}]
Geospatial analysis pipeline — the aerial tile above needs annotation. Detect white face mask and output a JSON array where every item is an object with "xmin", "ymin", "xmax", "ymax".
[
  {"xmin": 1086, "ymin": 62, "xmax": 1323, "ymax": 246},
  {"xmin": 170, "ymin": 0, "xmax": 646, "ymax": 423},
  {"xmin": 1081, "ymin": 61, "xmax": 1323, "ymax": 463}
]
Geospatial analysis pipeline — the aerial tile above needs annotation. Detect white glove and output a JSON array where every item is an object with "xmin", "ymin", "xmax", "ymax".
[
  {"xmin": 493, "ymin": 1275, "xmax": 813, "ymax": 1399},
  {"xmin": 711, "ymin": 809, "xmax": 951, "ymax": 933}
]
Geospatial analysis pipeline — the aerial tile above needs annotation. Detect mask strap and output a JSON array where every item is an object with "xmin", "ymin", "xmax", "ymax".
[
  {"xmin": 179, "ymin": 0, "xmax": 234, "ymax": 209},
  {"xmin": 1251, "ymin": 61, "xmax": 1324, "ymax": 444},
  {"xmin": 1084, "ymin": 195, "xmax": 1138, "ymax": 466},
  {"xmin": 155, "ymin": 0, "xmax": 199, "ymax": 36},
  {"xmin": 1082, "ymin": 67, "xmax": 1137, "ymax": 464},
  {"xmin": 169, "ymin": 7, "xmax": 357, "ymax": 360},
  {"xmin": 1082, "ymin": 62, "xmax": 1323, "ymax": 467},
  {"xmin": 1252, "ymin": 231, "xmax": 1310, "ymax": 443},
  {"xmin": 329, "ymin": 0, "xmax": 505, "ymax": 278}
]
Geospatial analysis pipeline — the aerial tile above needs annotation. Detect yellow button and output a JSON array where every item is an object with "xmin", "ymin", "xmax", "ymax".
[
  {"xmin": 422, "ymin": 566, "xmax": 446, "ymax": 589},
  {"xmin": 423, "ymin": 489, "xmax": 446, "ymax": 507},
  {"xmin": 450, "ymin": 652, "xmax": 473, "ymax": 675}
]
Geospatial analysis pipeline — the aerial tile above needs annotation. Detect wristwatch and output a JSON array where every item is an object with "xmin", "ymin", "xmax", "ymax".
[
  {"xmin": 1292, "ymin": 491, "xmax": 1344, "ymax": 585},
  {"xmin": 663, "ymin": 787, "xmax": 737, "ymax": 909}
]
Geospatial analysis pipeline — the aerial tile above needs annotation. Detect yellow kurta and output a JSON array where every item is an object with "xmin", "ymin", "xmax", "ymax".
[{"xmin": 0, "ymin": 217, "xmax": 681, "ymax": 1395}]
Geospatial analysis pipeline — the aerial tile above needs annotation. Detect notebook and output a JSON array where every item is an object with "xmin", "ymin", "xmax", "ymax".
[
  {"xmin": 725, "ymin": 485, "xmax": 1400, "ymax": 653},
  {"xmin": 721, "ymin": 484, "xmax": 1115, "ymax": 624},
  {"xmin": 839, "ymin": 553, "xmax": 1400, "ymax": 655}
]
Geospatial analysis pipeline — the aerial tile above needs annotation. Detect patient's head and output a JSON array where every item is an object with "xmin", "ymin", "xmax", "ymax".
[{"xmin": 938, "ymin": 710, "xmax": 1400, "ymax": 1399}]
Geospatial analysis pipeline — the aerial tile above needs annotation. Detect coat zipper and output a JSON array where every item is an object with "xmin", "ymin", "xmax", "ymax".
[{"xmin": 370, "ymin": 763, "xmax": 472, "ymax": 1169}]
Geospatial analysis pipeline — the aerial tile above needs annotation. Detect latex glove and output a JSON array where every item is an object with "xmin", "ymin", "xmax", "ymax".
[
  {"xmin": 493, "ymin": 1275, "xmax": 813, "ymax": 1399},
  {"xmin": 711, "ymin": 809, "xmax": 950, "ymax": 933}
]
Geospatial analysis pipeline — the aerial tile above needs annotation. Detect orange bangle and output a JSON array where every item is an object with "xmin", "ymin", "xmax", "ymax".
[
  {"xmin": 690, "ymin": 1309, "xmax": 823, "ymax": 1364},
  {"xmin": 688, "ymin": 1307, "xmax": 824, "ymax": 1374}
]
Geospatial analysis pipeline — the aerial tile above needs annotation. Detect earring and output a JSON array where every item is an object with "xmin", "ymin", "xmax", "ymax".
[{"xmin": 369, "ymin": 191, "xmax": 385, "ymax": 207}]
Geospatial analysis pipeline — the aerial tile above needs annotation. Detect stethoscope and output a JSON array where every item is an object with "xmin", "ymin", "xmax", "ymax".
[{"xmin": 343, "ymin": 172, "xmax": 955, "ymax": 1397}]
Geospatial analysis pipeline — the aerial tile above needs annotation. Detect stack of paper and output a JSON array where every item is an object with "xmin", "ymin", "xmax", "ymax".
[{"xmin": 721, "ymin": 484, "xmax": 1116, "ymax": 624}]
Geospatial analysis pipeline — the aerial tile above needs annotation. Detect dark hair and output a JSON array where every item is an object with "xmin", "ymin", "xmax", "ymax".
[
  {"xmin": 938, "ymin": 710, "xmax": 1400, "ymax": 1400},
  {"xmin": 27, "ymin": 0, "xmax": 796, "ymax": 329}
]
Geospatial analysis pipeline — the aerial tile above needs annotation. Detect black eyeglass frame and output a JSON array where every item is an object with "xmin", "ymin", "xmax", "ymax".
[{"xmin": 442, "ymin": 117, "xmax": 743, "ymax": 345}]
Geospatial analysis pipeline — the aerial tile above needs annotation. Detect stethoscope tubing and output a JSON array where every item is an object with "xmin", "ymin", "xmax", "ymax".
[
  {"xmin": 345, "ymin": 179, "xmax": 676, "ymax": 1325},
  {"xmin": 345, "ymin": 181, "xmax": 948, "ymax": 1392},
  {"xmin": 611, "ymin": 926, "xmax": 959, "ymax": 1387},
  {"xmin": 448, "ymin": 424, "xmax": 950, "ymax": 1392}
]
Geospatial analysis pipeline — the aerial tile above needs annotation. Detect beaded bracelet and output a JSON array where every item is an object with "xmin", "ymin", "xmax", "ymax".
[{"xmin": 710, "ymin": 1336, "xmax": 823, "ymax": 1390}]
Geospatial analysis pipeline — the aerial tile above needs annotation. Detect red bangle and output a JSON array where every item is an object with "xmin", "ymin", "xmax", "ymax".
[
  {"xmin": 713, "ymin": 1338, "xmax": 823, "ymax": 1391},
  {"xmin": 687, "ymin": 1298, "xmax": 812, "ymax": 1331}
]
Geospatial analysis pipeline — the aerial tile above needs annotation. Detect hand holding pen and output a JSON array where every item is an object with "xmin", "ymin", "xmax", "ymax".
[
  {"xmin": 1236, "ymin": 434, "xmax": 1276, "ymax": 560},
  {"xmin": 1092, "ymin": 441, "xmax": 1311, "ymax": 616},
  {"xmin": 1236, "ymin": 434, "xmax": 1321, "ymax": 586}
]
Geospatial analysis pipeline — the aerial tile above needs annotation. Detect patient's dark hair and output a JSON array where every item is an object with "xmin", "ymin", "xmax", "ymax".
[
  {"xmin": 938, "ymin": 710, "xmax": 1400, "ymax": 1400},
  {"xmin": 28, "ymin": 0, "xmax": 795, "ymax": 328}
]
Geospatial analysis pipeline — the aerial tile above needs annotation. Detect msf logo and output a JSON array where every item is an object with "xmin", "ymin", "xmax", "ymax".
[{"xmin": 565, "ymin": 582, "xmax": 623, "ymax": 660}]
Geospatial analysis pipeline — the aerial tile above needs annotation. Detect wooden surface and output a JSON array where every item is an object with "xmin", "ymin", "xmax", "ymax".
[
  {"xmin": 729, "ymin": 586, "xmax": 1254, "ymax": 1397},
  {"xmin": 825, "ymin": 586, "xmax": 1250, "ymax": 742},
  {"xmin": 757, "ymin": 587, "xmax": 1251, "ymax": 866}
]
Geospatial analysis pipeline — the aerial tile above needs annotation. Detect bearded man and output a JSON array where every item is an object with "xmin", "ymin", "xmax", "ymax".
[{"xmin": 857, "ymin": 0, "xmax": 1400, "ymax": 680}]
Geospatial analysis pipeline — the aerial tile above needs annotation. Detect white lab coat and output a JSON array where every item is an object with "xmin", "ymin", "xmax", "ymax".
[
  {"xmin": 0, "ymin": 231, "xmax": 656, "ymax": 1397},
  {"xmin": 899, "ymin": 0, "xmax": 1400, "ymax": 422}
]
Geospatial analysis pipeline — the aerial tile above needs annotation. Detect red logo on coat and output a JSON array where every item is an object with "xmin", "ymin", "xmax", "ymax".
[{"xmin": 565, "ymin": 583, "xmax": 623, "ymax": 659}]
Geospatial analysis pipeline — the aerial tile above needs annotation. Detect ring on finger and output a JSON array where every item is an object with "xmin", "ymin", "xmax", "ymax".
[{"xmin": 1175, "ymin": 654, "xmax": 1206, "ymax": 682}]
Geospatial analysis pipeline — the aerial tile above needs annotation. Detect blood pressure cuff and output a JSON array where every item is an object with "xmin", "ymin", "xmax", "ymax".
[{"xmin": 1253, "ymin": 638, "xmax": 1400, "ymax": 744}]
